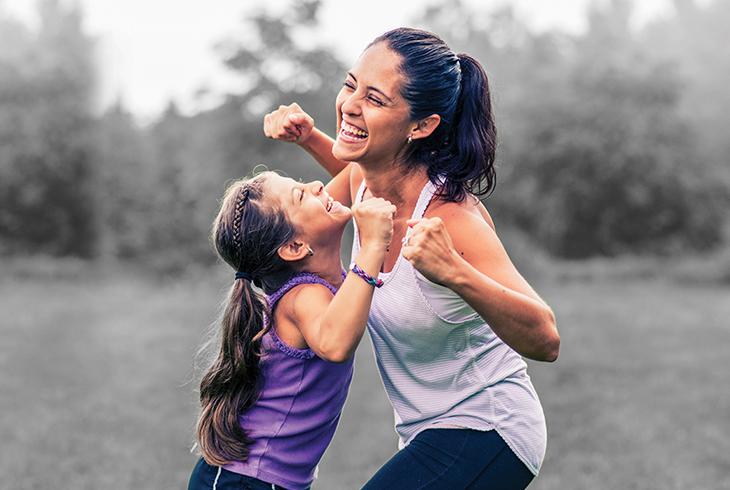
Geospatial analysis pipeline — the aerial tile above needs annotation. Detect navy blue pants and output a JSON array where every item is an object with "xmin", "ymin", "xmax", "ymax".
[
  {"xmin": 362, "ymin": 429, "xmax": 535, "ymax": 489},
  {"xmin": 187, "ymin": 457, "xmax": 294, "ymax": 490}
]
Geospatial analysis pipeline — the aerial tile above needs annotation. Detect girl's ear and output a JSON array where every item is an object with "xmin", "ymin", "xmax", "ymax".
[
  {"xmin": 410, "ymin": 114, "xmax": 441, "ymax": 141},
  {"xmin": 277, "ymin": 240, "xmax": 311, "ymax": 263}
]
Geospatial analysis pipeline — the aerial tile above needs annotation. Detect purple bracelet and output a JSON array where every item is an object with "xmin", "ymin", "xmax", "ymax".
[{"xmin": 351, "ymin": 263, "xmax": 384, "ymax": 288}]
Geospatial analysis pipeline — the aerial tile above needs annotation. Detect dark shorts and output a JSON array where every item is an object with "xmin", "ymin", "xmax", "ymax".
[
  {"xmin": 187, "ymin": 457, "xmax": 296, "ymax": 490},
  {"xmin": 361, "ymin": 428, "xmax": 535, "ymax": 490}
]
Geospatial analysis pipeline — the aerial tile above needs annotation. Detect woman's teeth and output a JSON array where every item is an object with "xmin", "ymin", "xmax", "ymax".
[
  {"xmin": 340, "ymin": 121, "xmax": 368, "ymax": 139},
  {"xmin": 326, "ymin": 196, "xmax": 333, "ymax": 212}
]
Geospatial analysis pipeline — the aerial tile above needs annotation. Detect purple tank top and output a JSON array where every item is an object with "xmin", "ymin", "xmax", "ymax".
[{"xmin": 223, "ymin": 272, "xmax": 353, "ymax": 490}]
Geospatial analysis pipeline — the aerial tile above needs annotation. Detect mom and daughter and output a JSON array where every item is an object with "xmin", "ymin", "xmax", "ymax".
[{"xmin": 188, "ymin": 28, "xmax": 559, "ymax": 490}]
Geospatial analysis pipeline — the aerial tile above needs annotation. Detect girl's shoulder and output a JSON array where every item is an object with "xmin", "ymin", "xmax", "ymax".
[{"xmin": 274, "ymin": 281, "xmax": 335, "ymax": 350}]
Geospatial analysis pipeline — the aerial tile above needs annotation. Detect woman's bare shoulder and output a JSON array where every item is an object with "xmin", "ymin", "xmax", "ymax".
[{"xmin": 426, "ymin": 194, "xmax": 495, "ymax": 231}]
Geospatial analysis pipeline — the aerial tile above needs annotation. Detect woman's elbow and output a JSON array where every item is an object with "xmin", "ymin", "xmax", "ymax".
[{"xmin": 538, "ymin": 307, "xmax": 560, "ymax": 362}]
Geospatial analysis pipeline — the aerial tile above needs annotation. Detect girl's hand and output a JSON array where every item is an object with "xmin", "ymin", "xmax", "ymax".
[
  {"xmin": 352, "ymin": 198, "xmax": 396, "ymax": 253},
  {"xmin": 401, "ymin": 217, "xmax": 462, "ymax": 287},
  {"xmin": 263, "ymin": 103, "xmax": 315, "ymax": 144}
]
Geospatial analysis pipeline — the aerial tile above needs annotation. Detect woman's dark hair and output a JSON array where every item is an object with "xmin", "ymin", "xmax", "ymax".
[
  {"xmin": 196, "ymin": 172, "xmax": 297, "ymax": 466},
  {"xmin": 369, "ymin": 27, "xmax": 497, "ymax": 202}
]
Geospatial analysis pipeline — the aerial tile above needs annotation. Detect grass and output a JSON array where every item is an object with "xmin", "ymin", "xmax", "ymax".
[{"xmin": 0, "ymin": 259, "xmax": 728, "ymax": 489}]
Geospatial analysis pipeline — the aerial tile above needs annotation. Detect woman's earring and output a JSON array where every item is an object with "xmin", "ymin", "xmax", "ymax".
[
  {"xmin": 307, "ymin": 246, "xmax": 314, "ymax": 256},
  {"xmin": 407, "ymin": 135, "xmax": 413, "ymax": 144}
]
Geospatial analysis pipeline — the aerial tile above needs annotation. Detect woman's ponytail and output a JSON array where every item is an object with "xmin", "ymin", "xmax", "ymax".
[{"xmin": 446, "ymin": 53, "xmax": 497, "ymax": 201}]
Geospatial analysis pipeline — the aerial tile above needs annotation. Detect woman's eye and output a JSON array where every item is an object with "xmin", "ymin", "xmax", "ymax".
[
  {"xmin": 368, "ymin": 96, "xmax": 384, "ymax": 106},
  {"xmin": 343, "ymin": 81, "xmax": 355, "ymax": 90}
]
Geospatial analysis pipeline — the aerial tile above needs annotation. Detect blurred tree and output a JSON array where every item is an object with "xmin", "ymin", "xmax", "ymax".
[
  {"xmin": 0, "ymin": 0, "xmax": 97, "ymax": 257},
  {"xmin": 642, "ymin": 0, "xmax": 730, "ymax": 189},
  {"xmin": 94, "ymin": 101, "xmax": 153, "ymax": 259},
  {"xmin": 214, "ymin": 0, "xmax": 345, "ymax": 182},
  {"xmin": 420, "ymin": 0, "xmax": 724, "ymax": 258}
]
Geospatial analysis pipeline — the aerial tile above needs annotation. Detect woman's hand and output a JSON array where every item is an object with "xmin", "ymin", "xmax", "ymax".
[
  {"xmin": 263, "ymin": 103, "xmax": 315, "ymax": 144},
  {"xmin": 401, "ymin": 217, "xmax": 462, "ymax": 287},
  {"xmin": 352, "ymin": 198, "xmax": 396, "ymax": 254}
]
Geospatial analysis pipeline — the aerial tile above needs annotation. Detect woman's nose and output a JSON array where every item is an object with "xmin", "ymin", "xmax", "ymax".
[{"xmin": 340, "ymin": 91, "xmax": 361, "ymax": 117}]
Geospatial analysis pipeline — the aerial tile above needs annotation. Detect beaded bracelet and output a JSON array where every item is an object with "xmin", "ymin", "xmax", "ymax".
[{"xmin": 350, "ymin": 263, "xmax": 384, "ymax": 288}]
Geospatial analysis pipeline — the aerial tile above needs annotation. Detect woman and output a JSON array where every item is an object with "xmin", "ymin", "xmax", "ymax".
[
  {"xmin": 264, "ymin": 28, "xmax": 560, "ymax": 489},
  {"xmin": 189, "ymin": 172, "xmax": 396, "ymax": 490}
]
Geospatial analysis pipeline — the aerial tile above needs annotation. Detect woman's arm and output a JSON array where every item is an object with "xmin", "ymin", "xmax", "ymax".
[
  {"xmin": 402, "ymin": 205, "xmax": 559, "ymax": 362},
  {"xmin": 299, "ymin": 127, "xmax": 348, "ymax": 178},
  {"xmin": 263, "ymin": 103, "xmax": 351, "ymax": 204}
]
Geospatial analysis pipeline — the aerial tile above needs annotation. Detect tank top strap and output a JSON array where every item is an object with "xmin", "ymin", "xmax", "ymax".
[
  {"xmin": 353, "ymin": 177, "xmax": 442, "ymax": 251},
  {"xmin": 354, "ymin": 179, "xmax": 367, "ymax": 206},
  {"xmin": 266, "ymin": 272, "xmax": 342, "ymax": 310},
  {"xmin": 411, "ymin": 177, "xmax": 442, "ymax": 221}
]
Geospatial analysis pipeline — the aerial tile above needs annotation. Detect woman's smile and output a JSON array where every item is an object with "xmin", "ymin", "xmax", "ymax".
[{"xmin": 338, "ymin": 120, "xmax": 369, "ymax": 144}]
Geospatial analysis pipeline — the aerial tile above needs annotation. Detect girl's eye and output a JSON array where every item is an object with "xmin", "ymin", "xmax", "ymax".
[
  {"xmin": 299, "ymin": 189, "xmax": 304, "ymax": 202},
  {"xmin": 368, "ymin": 96, "xmax": 384, "ymax": 106},
  {"xmin": 343, "ymin": 81, "xmax": 355, "ymax": 90}
]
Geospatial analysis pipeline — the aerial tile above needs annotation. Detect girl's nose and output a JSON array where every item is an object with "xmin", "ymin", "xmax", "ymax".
[{"xmin": 310, "ymin": 181, "xmax": 324, "ymax": 195}]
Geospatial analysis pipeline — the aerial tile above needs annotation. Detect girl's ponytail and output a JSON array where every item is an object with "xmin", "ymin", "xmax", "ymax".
[{"xmin": 196, "ymin": 278, "xmax": 268, "ymax": 466}]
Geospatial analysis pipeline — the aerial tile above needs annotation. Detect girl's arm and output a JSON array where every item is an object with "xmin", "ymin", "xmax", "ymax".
[
  {"xmin": 402, "ymin": 205, "xmax": 560, "ymax": 362},
  {"xmin": 280, "ymin": 198, "xmax": 396, "ymax": 362}
]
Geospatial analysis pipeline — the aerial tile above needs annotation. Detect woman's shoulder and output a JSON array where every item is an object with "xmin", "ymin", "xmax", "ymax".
[{"xmin": 426, "ymin": 193, "xmax": 496, "ymax": 231}]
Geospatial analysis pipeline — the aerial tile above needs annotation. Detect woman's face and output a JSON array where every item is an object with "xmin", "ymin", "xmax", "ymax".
[
  {"xmin": 264, "ymin": 173, "xmax": 352, "ymax": 248},
  {"xmin": 332, "ymin": 42, "xmax": 414, "ymax": 165}
]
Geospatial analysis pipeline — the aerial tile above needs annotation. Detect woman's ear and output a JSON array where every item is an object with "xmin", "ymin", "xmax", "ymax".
[
  {"xmin": 277, "ymin": 240, "xmax": 311, "ymax": 263},
  {"xmin": 410, "ymin": 114, "xmax": 442, "ymax": 141}
]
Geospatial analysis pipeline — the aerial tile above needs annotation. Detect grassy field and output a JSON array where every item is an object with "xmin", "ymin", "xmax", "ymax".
[{"xmin": 1, "ymin": 260, "xmax": 729, "ymax": 489}]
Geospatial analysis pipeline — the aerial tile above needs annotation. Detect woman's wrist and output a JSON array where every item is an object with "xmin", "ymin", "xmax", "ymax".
[
  {"xmin": 296, "ymin": 126, "xmax": 321, "ymax": 150},
  {"xmin": 444, "ymin": 252, "xmax": 474, "ymax": 292}
]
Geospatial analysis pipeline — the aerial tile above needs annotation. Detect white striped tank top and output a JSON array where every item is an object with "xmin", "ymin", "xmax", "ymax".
[{"xmin": 351, "ymin": 179, "xmax": 547, "ymax": 475}]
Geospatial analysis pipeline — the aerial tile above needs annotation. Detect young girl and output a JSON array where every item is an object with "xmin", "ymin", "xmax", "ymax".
[{"xmin": 188, "ymin": 171, "xmax": 395, "ymax": 490}]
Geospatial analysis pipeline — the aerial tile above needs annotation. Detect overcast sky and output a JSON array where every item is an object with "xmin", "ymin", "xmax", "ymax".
[{"xmin": 2, "ymin": 0, "xmax": 696, "ymax": 118}]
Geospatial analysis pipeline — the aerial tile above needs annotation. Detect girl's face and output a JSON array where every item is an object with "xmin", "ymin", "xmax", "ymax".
[
  {"xmin": 264, "ymin": 173, "xmax": 352, "ymax": 248},
  {"xmin": 332, "ymin": 42, "xmax": 414, "ymax": 165}
]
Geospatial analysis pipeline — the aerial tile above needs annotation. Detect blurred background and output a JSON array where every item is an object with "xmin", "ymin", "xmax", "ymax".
[{"xmin": 1, "ymin": 0, "xmax": 728, "ymax": 488}]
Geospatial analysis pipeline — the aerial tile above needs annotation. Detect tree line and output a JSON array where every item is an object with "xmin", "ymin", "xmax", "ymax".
[{"xmin": 0, "ymin": 0, "xmax": 727, "ymax": 269}]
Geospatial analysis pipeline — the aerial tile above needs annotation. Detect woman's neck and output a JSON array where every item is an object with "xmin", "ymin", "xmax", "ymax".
[{"xmin": 359, "ymin": 163, "xmax": 430, "ymax": 217}]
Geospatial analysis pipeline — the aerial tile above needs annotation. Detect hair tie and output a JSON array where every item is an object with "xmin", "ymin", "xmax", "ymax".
[{"xmin": 235, "ymin": 270, "xmax": 254, "ymax": 281}]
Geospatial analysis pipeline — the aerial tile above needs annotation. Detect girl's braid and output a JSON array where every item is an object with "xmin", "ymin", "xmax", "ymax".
[{"xmin": 231, "ymin": 186, "xmax": 250, "ymax": 261}]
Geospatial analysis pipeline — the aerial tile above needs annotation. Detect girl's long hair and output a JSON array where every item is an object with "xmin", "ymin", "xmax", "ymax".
[
  {"xmin": 196, "ymin": 173, "xmax": 296, "ymax": 466},
  {"xmin": 370, "ymin": 28, "xmax": 497, "ymax": 203}
]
